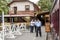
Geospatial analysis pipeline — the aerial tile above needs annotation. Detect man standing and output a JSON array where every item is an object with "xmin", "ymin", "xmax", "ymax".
[
  {"xmin": 30, "ymin": 19, "xmax": 35, "ymax": 33},
  {"xmin": 35, "ymin": 19, "xmax": 42, "ymax": 37}
]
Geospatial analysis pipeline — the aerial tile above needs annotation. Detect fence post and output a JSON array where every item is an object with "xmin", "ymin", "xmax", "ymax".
[
  {"xmin": 46, "ymin": 32, "xmax": 48, "ymax": 40},
  {"xmin": 2, "ymin": 11, "xmax": 4, "ymax": 40}
]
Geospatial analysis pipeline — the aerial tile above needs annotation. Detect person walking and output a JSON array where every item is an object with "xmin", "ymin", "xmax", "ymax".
[
  {"xmin": 35, "ymin": 18, "xmax": 42, "ymax": 37},
  {"xmin": 30, "ymin": 19, "xmax": 35, "ymax": 33}
]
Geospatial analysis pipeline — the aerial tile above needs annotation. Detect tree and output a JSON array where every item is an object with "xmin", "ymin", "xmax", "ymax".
[
  {"xmin": 38, "ymin": 0, "xmax": 54, "ymax": 11},
  {"xmin": 0, "ymin": 0, "xmax": 11, "ymax": 15}
]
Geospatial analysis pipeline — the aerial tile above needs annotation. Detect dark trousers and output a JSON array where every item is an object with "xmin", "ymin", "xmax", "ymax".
[
  {"xmin": 34, "ymin": 26, "xmax": 36, "ymax": 32},
  {"xmin": 30, "ymin": 26, "xmax": 34, "ymax": 33},
  {"xmin": 36, "ymin": 27, "xmax": 42, "ymax": 37}
]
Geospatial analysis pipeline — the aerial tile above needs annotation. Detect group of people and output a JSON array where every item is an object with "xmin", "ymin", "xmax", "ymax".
[{"xmin": 30, "ymin": 18, "xmax": 42, "ymax": 37}]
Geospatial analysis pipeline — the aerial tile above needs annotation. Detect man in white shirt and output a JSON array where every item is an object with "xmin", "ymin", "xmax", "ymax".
[{"xmin": 30, "ymin": 19, "xmax": 35, "ymax": 33}]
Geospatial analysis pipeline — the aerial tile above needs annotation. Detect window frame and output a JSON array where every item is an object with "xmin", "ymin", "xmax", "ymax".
[
  {"xmin": 14, "ymin": 7, "xmax": 17, "ymax": 14},
  {"xmin": 25, "ymin": 5, "xmax": 30, "ymax": 11}
]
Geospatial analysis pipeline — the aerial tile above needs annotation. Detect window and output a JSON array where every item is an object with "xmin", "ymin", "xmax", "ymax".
[
  {"xmin": 25, "ymin": 5, "xmax": 30, "ymax": 10},
  {"xmin": 14, "ymin": 7, "xmax": 17, "ymax": 14}
]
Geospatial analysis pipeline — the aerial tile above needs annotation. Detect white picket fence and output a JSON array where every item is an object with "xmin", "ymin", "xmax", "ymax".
[{"xmin": 4, "ymin": 23, "xmax": 28, "ymax": 38}]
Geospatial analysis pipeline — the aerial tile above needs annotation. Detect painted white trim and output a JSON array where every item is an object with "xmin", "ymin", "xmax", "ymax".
[{"xmin": 0, "ymin": 15, "xmax": 34, "ymax": 17}]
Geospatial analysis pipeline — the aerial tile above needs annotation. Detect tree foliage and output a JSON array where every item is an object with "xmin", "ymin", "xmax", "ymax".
[
  {"xmin": 0, "ymin": 0, "xmax": 11, "ymax": 15},
  {"xmin": 38, "ymin": 0, "xmax": 54, "ymax": 11}
]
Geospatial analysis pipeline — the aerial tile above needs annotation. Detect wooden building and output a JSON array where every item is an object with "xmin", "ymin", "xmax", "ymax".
[
  {"xmin": 50, "ymin": 0, "xmax": 59, "ymax": 40},
  {"xmin": 3, "ymin": 0, "xmax": 40, "ymax": 23},
  {"xmin": 37, "ymin": 11, "xmax": 49, "ymax": 26}
]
